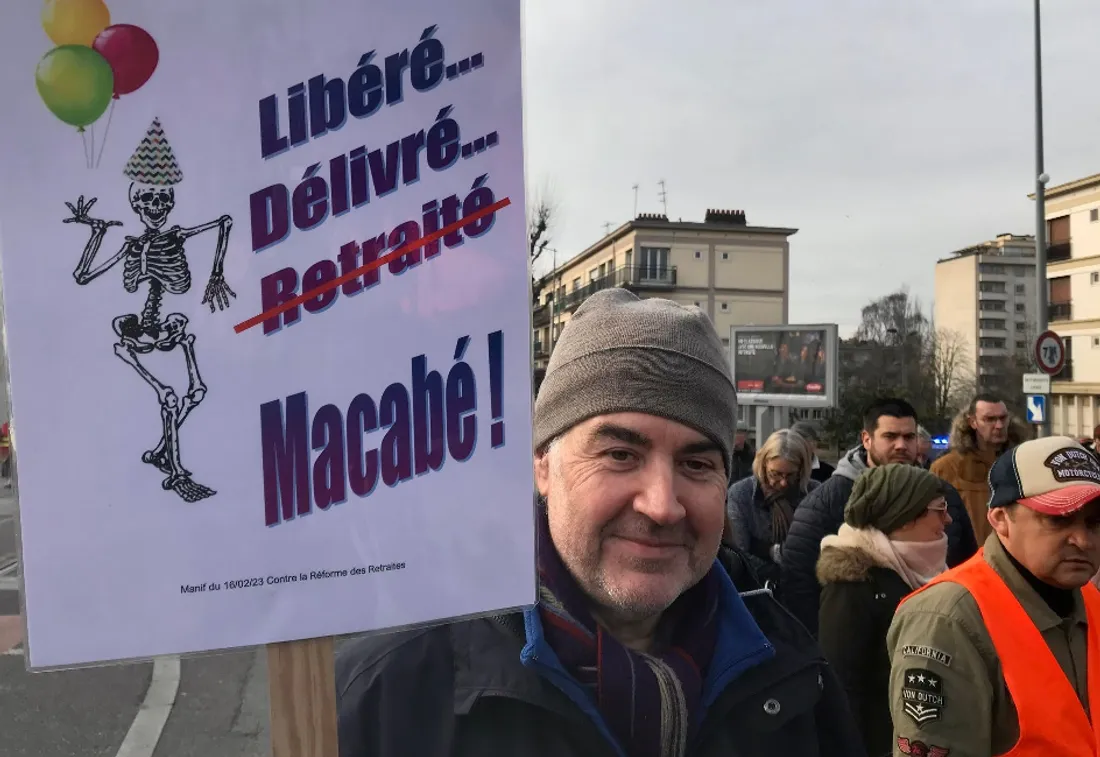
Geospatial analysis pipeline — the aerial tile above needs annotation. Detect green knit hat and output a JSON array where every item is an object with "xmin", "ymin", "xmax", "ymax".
[{"xmin": 845, "ymin": 463, "xmax": 946, "ymax": 533}]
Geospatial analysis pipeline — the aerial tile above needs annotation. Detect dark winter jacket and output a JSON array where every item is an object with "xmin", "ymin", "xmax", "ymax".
[
  {"xmin": 334, "ymin": 545, "xmax": 867, "ymax": 757},
  {"xmin": 726, "ymin": 476, "xmax": 820, "ymax": 588},
  {"xmin": 730, "ymin": 444, "xmax": 755, "ymax": 483},
  {"xmin": 778, "ymin": 446, "xmax": 978, "ymax": 636},
  {"xmin": 816, "ymin": 543, "xmax": 912, "ymax": 757},
  {"xmin": 809, "ymin": 457, "xmax": 835, "ymax": 484}
]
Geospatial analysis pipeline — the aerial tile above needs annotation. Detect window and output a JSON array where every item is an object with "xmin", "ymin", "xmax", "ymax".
[
  {"xmin": 572, "ymin": 277, "xmax": 581, "ymax": 291},
  {"xmin": 980, "ymin": 338, "xmax": 1006, "ymax": 349},
  {"xmin": 720, "ymin": 302, "xmax": 729, "ymax": 311},
  {"xmin": 980, "ymin": 300, "xmax": 1006, "ymax": 311},
  {"xmin": 1091, "ymin": 208, "xmax": 1099, "ymax": 222},
  {"xmin": 1014, "ymin": 267, "xmax": 1028, "ymax": 277},
  {"xmin": 694, "ymin": 250, "xmax": 702, "ymax": 259},
  {"xmin": 1015, "ymin": 303, "xmax": 1026, "ymax": 312},
  {"xmin": 980, "ymin": 263, "xmax": 1006, "ymax": 275},
  {"xmin": 979, "ymin": 281, "xmax": 1006, "ymax": 293},
  {"xmin": 721, "ymin": 252, "xmax": 730, "ymax": 261},
  {"xmin": 694, "ymin": 301, "xmax": 702, "ymax": 307},
  {"xmin": 1092, "ymin": 272, "xmax": 1099, "ymax": 285},
  {"xmin": 637, "ymin": 247, "xmax": 670, "ymax": 280},
  {"xmin": 980, "ymin": 318, "xmax": 1006, "ymax": 329},
  {"xmin": 1093, "ymin": 336, "xmax": 1100, "ymax": 348},
  {"xmin": 599, "ymin": 262, "xmax": 607, "ymax": 278},
  {"xmin": 1017, "ymin": 340, "xmax": 1027, "ymax": 350},
  {"xmin": 1015, "ymin": 284, "xmax": 1026, "ymax": 294},
  {"xmin": 589, "ymin": 267, "xmax": 599, "ymax": 283},
  {"xmin": 1016, "ymin": 321, "xmax": 1027, "ymax": 331}
]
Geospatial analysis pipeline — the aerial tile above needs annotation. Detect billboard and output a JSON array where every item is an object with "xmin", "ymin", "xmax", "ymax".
[{"xmin": 730, "ymin": 324, "xmax": 839, "ymax": 408}]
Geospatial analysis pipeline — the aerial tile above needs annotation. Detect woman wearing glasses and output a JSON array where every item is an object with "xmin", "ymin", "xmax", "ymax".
[
  {"xmin": 724, "ymin": 428, "xmax": 818, "ymax": 589},
  {"xmin": 815, "ymin": 463, "xmax": 951, "ymax": 757}
]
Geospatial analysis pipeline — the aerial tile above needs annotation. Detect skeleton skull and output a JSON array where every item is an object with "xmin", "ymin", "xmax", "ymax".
[{"xmin": 129, "ymin": 183, "xmax": 175, "ymax": 230}]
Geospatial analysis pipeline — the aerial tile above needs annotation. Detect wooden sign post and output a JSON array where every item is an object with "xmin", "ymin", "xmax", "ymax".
[{"xmin": 268, "ymin": 638, "xmax": 339, "ymax": 757}]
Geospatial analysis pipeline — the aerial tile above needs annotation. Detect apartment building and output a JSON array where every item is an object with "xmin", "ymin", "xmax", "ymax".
[
  {"xmin": 934, "ymin": 233, "xmax": 1037, "ymax": 394},
  {"xmin": 532, "ymin": 209, "xmax": 797, "ymax": 389},
  {"xmin": 1031, "ymin": 173, "xmax": 1100, "ymax": 438}
]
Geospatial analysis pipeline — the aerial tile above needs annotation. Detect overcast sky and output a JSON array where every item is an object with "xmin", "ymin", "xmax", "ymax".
[{"xmin": 523, "ymin": 0, "xmax": 1100, "ymax": 335}]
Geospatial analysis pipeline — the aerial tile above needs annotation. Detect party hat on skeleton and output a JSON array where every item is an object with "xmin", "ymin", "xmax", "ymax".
[{"xmin": 123, "ymin": 117, "xmax": 183, "ymax": 186}]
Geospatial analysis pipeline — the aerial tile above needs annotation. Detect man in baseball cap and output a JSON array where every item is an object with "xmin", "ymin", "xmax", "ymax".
[{"xmin": 886, "ymin": 436, "xmax": 1100, "ymax": 756}]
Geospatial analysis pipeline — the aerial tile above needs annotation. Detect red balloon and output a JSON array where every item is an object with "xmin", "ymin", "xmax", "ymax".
[{"xmin": 92, "ymin": 24, "xmax": 159, "ymax": 97}]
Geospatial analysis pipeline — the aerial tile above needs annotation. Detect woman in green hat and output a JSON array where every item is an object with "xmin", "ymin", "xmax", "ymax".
[{"xmin": 815, "ymin": 462, "xmax": 951, "ymax": 757}]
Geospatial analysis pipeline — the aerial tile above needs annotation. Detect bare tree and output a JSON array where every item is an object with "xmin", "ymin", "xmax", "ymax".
[
  {"xmin": 926, "ymin": 327, "xmax": 976, "ymax": 421},
  {"xmin": 528, "ymin": 180, "xmax": 558, "ymax": 269}
]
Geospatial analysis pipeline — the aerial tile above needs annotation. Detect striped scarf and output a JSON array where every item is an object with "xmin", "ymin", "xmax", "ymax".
[{"xmin": 537, "ymin": 516, "xmax": 720, "ymax": 757}]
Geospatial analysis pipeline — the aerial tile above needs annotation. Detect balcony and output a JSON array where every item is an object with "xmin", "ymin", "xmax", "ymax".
[
  {"xmin": 532, "ymin": 304, "xmax": 550, "ymax": 328},
  {"xmin": 1049, "ymin": 301, "xmax": 1073, "ymax": 322},
  {"xmin": 554, "ymin": 265, "xmax": 679, "ymax": 313},
  {"xmin": 1048, "ymin": 240, "xmax": 1072, "ymax": 263},
  {"xmin": 533, "ymin": 341, "xmax": 549, "ymax": 360}
]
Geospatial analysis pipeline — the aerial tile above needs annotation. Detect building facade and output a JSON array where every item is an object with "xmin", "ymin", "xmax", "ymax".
[
  {"xmin": 1033, "ymin": 173, "xmax": 1100, "ymax": 439},
  {"xmin": 934, "ymin": 233, "xmax": 1037, "ymax": 394},
  {"xmin": 532, "ymin": 209, "xmax": 797, "ymax": 391}
]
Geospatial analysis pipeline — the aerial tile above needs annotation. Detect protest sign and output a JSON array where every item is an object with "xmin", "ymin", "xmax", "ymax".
[{"xmin": 0, "ymin": 0, "xmax": 534, "ymax": 671}]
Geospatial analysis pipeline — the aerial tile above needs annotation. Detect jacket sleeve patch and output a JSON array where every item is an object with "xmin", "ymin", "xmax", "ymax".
[
  {"xmin": 901, "ymin": 669, "xmax": 945, "ymax": 725},
  {"xmin": 897, "ymin": 737, "xmax": 950, "ymax": 756},
  {"xmin": 901, "ymin": 645, "xmax": 952, "ymax": 667}
]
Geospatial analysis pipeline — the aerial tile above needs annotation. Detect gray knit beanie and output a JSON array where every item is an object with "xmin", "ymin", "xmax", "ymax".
[{"xmin": 534, "ymin": 288, "xmax": 737, "ymax": 475}]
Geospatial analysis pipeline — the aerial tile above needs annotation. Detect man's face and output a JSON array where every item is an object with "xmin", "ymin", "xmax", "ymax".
[
  {"xmin": 778, "ymin": 344, "xmax": 789, "ymax": 360},
  {"xmin": 861, "ymin": 415, "xmax": 918, "ymax": 467},
  {"xmin": 734, "ymin": 431, "xmax": 747, "ymax": 452},
  {"xmin": 970, "ymin": 401, "xmax": 1009, "ymax": 447},
  {"xmin": 534, "ymin": 412, "xmax": 727, "ymax": 623},
  {"xmin": 990, "ymin": 500, "xmax": 1100, "ymax": 589}
]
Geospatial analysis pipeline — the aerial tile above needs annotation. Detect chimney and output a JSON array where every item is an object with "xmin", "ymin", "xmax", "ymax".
[{"xmin": 704, "ymin": 209, "xmax": 747, "ymax": 225}]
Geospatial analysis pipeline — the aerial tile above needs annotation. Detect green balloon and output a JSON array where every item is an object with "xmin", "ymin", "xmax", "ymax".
[{"xmin": 35, "ymin": 45, "xmax": 114, "ymax": 129}]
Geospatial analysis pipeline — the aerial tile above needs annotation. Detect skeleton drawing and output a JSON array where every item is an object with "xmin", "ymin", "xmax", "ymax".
[{"xmin": 63, "ymin": 117, "xmax": 235, "ymax": 503}]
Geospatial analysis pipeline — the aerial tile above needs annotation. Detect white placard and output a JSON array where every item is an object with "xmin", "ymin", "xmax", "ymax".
[
  {"xmin": 1022, "ymin": 373, "xmax": 1051, "ymax": 396},
  {"xmin": 0, "ymin": 0, "xmax": 535, "ymax": 669}
]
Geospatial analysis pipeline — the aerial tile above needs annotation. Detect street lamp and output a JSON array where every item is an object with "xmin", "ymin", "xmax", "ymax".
[{"xmin": 1033, "ymin": 0, "xmax": 1052, "ymax": 437}]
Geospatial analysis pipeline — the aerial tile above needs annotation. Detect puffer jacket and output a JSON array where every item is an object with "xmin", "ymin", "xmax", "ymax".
[
  {"xmin": 726, "ymin": 476, "xmax": 819, "ymax": 588},
  {"xmin": 779, "ymin": 447, "xmax": 978, "ymax": 636}
]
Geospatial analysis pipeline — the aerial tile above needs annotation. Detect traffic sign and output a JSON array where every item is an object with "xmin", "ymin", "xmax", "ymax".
[
  {"xmin": 1026, "ymin": 395, "xmax": 1047, "ymax": 424},
  {"xmin": 1022, "ymin": 373, "xmax": 1051, "ymax": 395},
  {"xmin": 1034, "ymin": 330, "xmax": 1066, "ymax": 376}
]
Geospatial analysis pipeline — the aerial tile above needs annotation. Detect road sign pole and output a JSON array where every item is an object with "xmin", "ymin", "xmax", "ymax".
[{"xmin": 1033, "ymin": 0, "xmax": 1051, "ymax": 439}]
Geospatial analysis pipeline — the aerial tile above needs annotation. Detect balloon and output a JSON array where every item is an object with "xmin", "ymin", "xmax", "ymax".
[
  {"xmin": 41, "ymin": 0, "xmax": 111, "ymax": 47},
  {"xmin": 35, "ymin": 45, "xmax": 114, "ymax": 129},
  {"xmin": 93, "ymin": 24, "xmax": 159, "ymax": 97}
]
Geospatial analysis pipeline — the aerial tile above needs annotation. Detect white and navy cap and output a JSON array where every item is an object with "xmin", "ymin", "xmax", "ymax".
[{"xmin": 988, "ymin": 436, "xmax": 1100, "ymax": 515}]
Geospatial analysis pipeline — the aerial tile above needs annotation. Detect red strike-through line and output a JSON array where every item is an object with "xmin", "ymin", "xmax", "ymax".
[{"xmin": 233, "ymin": 196, "xmax": 512, "ymax": 334}]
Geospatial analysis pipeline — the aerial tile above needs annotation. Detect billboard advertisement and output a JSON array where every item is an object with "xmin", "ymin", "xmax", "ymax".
[{"xmin": 730, "ymin": 324, "xmax": 839, "ymax": 408}]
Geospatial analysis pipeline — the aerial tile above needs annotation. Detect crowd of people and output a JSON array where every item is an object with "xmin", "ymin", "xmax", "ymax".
[{"xmin": 332, "ymin": 290, "xmax": 1100, "ymax": 757}]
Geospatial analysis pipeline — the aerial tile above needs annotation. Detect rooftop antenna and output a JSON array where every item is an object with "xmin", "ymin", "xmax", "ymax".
[
  {"xmin": 603, "ymin": 221, "xmax": 613, "ymax": 236},
  {"xmin": 658, "ymin": 179, "xmax": 668, "ymax": 217},
  {"xmin": 632, "ymin": 183, "xmax": 639, "ymax": 218}
]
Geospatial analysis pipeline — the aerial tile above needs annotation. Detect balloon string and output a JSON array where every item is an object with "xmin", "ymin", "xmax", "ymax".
[
  {"xmin": 81, "ymin": 129, "xmax": 90, "ymax": 169},
  {"xmin": 94, "ymin": 100, "xmax": 116, "ymax": 169},
  {"xmin": 89, "ymin": 122, "xmax": 96, "ymax": 170}
]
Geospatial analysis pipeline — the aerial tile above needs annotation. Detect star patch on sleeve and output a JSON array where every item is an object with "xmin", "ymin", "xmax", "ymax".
[
  {"xmin": 897, "ymin": 736, "xmax": 950, "ymax": 756},
  {"xmin": 901, "ymin": 668, "xmax": 945, "ymax": 725}
]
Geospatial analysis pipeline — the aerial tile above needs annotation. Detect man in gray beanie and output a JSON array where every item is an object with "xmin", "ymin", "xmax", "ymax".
[{"xmin": 334, "ymin": 290, "xmax": 863, "ymax": 757}]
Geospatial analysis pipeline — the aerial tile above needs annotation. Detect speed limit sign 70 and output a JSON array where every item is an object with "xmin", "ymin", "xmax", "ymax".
[{"xmin": 1034, "ymin": 330, "xmax": 1066, "ymax": 376}]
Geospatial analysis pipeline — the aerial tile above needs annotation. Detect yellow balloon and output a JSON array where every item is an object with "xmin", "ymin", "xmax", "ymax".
[{"xmin": 41, "ymin": 0, "xmax": 111, "ymax": 47}]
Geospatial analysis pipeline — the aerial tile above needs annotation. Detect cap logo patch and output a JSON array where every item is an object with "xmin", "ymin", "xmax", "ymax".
[{"xmin": 1044, "ymin": 448, "xmax": 1100, "ymax": 485}]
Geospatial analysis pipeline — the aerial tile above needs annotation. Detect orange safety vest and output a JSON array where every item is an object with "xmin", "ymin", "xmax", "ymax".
[{"xmin": 901, "ymin": 549, "xmax": 1100, "ymax": 755}]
